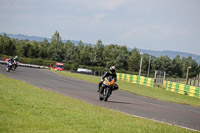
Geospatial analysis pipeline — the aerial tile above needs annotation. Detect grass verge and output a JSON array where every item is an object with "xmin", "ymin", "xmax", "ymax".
[
  {"xmin": 0, "ymin": 74, "xmax": 198, "ymax": 132},
  {"xmin": 54, "ymin": 70, "xmax": 200, "ymax": 107}
]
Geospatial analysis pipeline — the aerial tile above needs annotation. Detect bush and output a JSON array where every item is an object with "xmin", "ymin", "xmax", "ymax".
[
  {"xmin": 37, "ymin": 58, "xmax": 43, "ymax": 65},
  {"xmin": 79, "ymin": 65, "xmax": 86, "ymax": 69},
  {"xmin": 64, "ymin": 63, "xmax": 72, "ymax": 70},
  {"xmin": 19, "ymin": 57, "xmax": 32, "ymax": 64},
  {"xmin": 72, "ymin": 63, "xmax": 79, "ymax": 71},
  {"xmin": 15, "ymin": 56, "xmax": 56, "ymax": 67},
  {"xmin": 43, "ymin": 60, "xmax": 56, "ymax": 67},
  {"xmin": 0, "ymin": 54, "xmax": 10, "ymax": 59},
  {"xmin": 31, "ymin": 58, "xmax": 38, "ymax": 65}
]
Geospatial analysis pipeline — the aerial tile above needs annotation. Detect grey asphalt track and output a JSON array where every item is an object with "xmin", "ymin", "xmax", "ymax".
[{"xmin": 0, "ymin": 64, "xmax": 200, "ymax": 131}]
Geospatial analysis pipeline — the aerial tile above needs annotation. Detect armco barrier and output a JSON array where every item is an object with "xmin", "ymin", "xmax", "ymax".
[
  {"xmin": 163, "ymin": 80, "xmax": 200, "ymax": 98},
  {"xmin": 0, "ymin": 61, "xmax": 49, "ymax": 69},
  {"xmin": 117, "ymin": 73, "xmax": 154, "ymax": 87}
]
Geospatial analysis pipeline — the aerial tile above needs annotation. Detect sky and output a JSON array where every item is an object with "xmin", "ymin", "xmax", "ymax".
[{"xmin": 0, "ymin": 0, "xmax": 200, "ymax": 55}]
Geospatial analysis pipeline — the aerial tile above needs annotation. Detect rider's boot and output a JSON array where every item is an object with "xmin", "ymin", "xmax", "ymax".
[
  {"xmin": 97, "ymin": 85, "xmax": 101, "ymax": 92},
  {"xmin": 98, "ymin": 82, "xmax": 103, "ymax": 92}
]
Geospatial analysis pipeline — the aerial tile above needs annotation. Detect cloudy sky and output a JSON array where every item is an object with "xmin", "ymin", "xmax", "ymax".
[{"xmin": 0, "ymin": 0, "xmax": 200, "ymax": 55}]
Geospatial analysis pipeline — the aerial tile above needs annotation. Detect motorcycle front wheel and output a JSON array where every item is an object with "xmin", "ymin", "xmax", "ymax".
[
  {"xmin": 99, "ymin": 86, "xmax": 103, "ymax": 101},
  {"xmin": 103, "ymin": 87, "xmax": 110, "ymax": 101}
]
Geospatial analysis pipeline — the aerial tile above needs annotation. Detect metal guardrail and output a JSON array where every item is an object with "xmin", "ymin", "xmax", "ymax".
[{"xmin": 0, "ymin": 61, "xmax": 49, "ymax": 69}]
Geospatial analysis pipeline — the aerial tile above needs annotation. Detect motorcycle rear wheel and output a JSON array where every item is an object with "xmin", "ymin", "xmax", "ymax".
[{"xmin": 12, "ymin": 66, "xmax": 15, "ymax": 71}]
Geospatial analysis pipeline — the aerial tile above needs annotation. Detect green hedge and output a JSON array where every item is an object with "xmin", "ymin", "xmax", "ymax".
[{"xmin": 19, "ymin": 57, "xmax": 56, "ymax": 67}]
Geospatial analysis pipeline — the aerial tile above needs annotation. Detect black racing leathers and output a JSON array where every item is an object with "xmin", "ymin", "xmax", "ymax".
[
  {"xmin": 102, "ymin": 71, "xmax": 117, "ymax": 82},
  {"xmin": 14, "ymin": 58, "xmax": 19, "ymax": 62},
  {"xmin": 8, "ymin": 58, "xmax": 14, "ymax": 63},
  {"xmin": 98, "ymin": 71, "xmax": 118, "ymax": 91}
]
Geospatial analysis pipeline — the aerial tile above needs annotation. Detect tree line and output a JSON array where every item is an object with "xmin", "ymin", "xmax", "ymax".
[{"xmin": 0, "ymin": 31, "xmax": 199, "ymax": 78}]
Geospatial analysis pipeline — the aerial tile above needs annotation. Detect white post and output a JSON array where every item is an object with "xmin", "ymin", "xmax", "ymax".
[
  {"xmin": 147, "ymin": 55, "xmax": 151, "ymax": 77},
  {"xmin": 186, "ymin": 67, "xmax": 191, "ymax": 85},
  {"xmin": 162, "ymin": 71, "xmax": 166, "ymax": 88},
  {"xmin": 154, "ymin": 70, "xmax": 157, "ymax": 85},
  {"xmin": 139, "ymin": 52, "xmax": 143, "ymax": 76}
]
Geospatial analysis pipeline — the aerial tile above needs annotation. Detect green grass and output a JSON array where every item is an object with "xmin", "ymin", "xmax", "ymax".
[
  {"xmin": 0, "ymin": 74, "xmax": 198, "ymax": 132},
  {"xmin": 54, "ymin": 70, "xmax": 200, "ymax": 107}
]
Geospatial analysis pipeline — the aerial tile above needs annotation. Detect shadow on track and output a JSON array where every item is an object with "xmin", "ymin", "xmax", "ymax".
[{"xmin": 107, "ymin": 100, "xmax": 133, "ymax": 105}]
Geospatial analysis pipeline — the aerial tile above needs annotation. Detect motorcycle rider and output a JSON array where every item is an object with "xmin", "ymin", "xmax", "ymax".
[
  {"xmin": 7, "ymin": 57, "xmax": 14, "ymax": 69},
  {"xmin": 13, "ymin": 56, "xmax": 19, "ymax": 69},
  {"xmin": 98, "ymin": 66, "xmax": 118, "ymax": 92},
  {"xmin": 8, "ymin": 56, "xmax": 14, "ymax": 64}
]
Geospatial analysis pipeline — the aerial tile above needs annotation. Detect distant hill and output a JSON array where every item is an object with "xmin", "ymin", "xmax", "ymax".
[
  {"xmin": 137, "ymin": 49, "xmax": 200, "ymax": 64},
  {"xmin": 1, "ymin": 32, "xmax": 200, "ymax": 63},
  {"xmin": 0, "ymin": 32, "xmax": 81, "ymax": 45}
]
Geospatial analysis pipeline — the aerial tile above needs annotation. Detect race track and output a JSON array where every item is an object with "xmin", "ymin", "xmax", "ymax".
[{"xmin": 0, "ymin": 64, "xmax": 200, "ymax": 131}]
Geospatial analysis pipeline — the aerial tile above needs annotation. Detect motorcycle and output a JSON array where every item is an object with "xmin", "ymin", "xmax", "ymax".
[
  {"xmin": 99, "ymin": 76, "xmax": 115, "ymax": 101},
  {"xmin": 12, "ymin": 60, "xmax": 18, "ymax": 71},
  {"xmin": 6, "ymin": 61, "xmax": 13, "ymax": 72}
]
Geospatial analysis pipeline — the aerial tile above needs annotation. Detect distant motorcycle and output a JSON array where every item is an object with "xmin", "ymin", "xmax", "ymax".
[
  {"xmin": 99, "ymin": 76, "xmax": 115, "ymax": 101},
  {"xmin": 6, "ymin": 61, "xmax": 13, "ymax": 72}
]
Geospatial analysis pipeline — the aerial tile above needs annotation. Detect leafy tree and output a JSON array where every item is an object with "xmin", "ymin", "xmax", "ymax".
[
  {"xmin": 51, "ymin": 31, "xmax": 61, "ymax": 43},
  {"xmin": 28, "ymin": 41, "xmax": 39, "ymax": 58},
  {"xmin": 4, "ymin": 39, "xmax": 16, "ymax": 56},
  {"xmin": 93, "ymin": 40, "xmax": 104, "ymax": 66},
  {"xmin": 160, "ymin": 56, "xmax": 171, "ymax": 73},
  {"xmin": 0, "ymin": 34, "xmax": 16, "ymax": 56},
  {"xmin": 171, "ymin": 55, "xmax": 182, "ymax": 77},
  {"xmin": 17, "ymin": 41, "xmax": 31, "ymax": 57},
  {"xmin": 39, "ymin": 39, "xmax": 49, "ymax": 59},
  {"xmin": 128, "ymin": 48, "xmax": 140, "ymax": 72},
  {"xmin": 48, "ymin": 31, "xmax": 64, "ymax": 61},
  {"xmin": 73, "ymin": 40, "xmax": 84, "ymax": 64},
  {"xmin": 27, "ymin": 44, "xmax": 34, "ymax": 58},
  {"xmin": 103, "ymin": 44, "xmax": 120, "ymax": 67},
  {"xmin": 63, "ymin": 40, "xmax": 76, "ymax": 63},
  {"xmin": 80, "ymin": 44, "xmax": 93, "ymax": 66},
  {"xmin": 115, "ymin": 46, "xmax": 128, "ymax": 70},
  {"xmin": 152, "ymin": 55, "xmax": 171, "ymax": 74},
  {"xmin": 141, "ymin": 54, "xmax": 150, "ymax": 74},
  {"xmin": 181, "ymin": 56, "xmax": 199, "ymax": 78},
  {"xmin": 0, "ymin": 36, "xmax": 3, "ymax": 54},
  {"xmin": 1, "ymin": 30, "xmax": 200, "ymax": 78}
]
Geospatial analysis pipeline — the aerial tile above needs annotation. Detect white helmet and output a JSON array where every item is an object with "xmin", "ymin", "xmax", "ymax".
[{"xmin": 110, "ymin": 66, "xmax": 116, "ymax": 73}]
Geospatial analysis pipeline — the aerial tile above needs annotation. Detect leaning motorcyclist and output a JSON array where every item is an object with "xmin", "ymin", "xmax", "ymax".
[
  {"xmin": 8, "ymin": 57, "xmax": 14, "ymax": 64},
  {"xmin": 13, "ymin": 56, "xmax": 19, "ymax": 69},
  {"xmin": 98, "ymin": 66, "xmax": 118, "ymax": 92}
]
